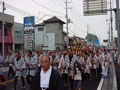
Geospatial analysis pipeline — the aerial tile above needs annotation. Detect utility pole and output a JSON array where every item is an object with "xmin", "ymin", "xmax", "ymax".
[
  {"xmin": 87, "ymin": 25, "xmax": 89, "ymax": 41},
  {"xmin": 116, "ymin": 0, "xmax": 120, "ymax": 54},
  {"xmin": 2, "ymin": 2, "xmax": 5, "ymax": 59},
  {"xmin": 87, "ymin": 25, "xmax": 89, "ymax": 35},
  {"xmin": 65, "ymin": 0, "xmax": 69, "ymax": 42},
  {"xmin": 110, "ymin": 0, "xmax": 113, "ymax": 48},
  {"xmin": 108, "ymin": 22, "xmax": 111, "ymax": 48}
]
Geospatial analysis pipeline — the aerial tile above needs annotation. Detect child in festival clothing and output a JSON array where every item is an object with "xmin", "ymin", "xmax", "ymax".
[{"xmin": 72, "ymin": 61, "xmax": 82, "ymax": 90}]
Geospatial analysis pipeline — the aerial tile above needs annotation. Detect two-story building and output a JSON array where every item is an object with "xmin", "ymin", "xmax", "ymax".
[
  {"xmin": 35, "ymin": 16, "xmax": 67, "ymax": 50},
  {"xmin": 0, "ymin": 12, "xmax": 14, "ymax": 55},
  {"xmin": 13, "ymin": 22, "xmax": 24, "ymax": 51}
]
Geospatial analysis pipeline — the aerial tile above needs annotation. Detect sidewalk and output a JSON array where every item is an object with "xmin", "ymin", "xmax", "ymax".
[{"xmin": 114, "ymin": 63, "xmax": 120, "ymax": 90}]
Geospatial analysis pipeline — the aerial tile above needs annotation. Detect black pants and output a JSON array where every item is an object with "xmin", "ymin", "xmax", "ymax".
[
  {"xmin": 97, "ymin": 67, "xmax": 102, "ymax": 76},
  {"xmin": 91, "ymin": 69, "xmax": 97, "ymax": 78},
  {"xmin": 14, "ymin": 76, "xmax": 25, "ymax": 90},
  {"xmin": 83, "ymin": 73, "xmax": 90, "ymax": 81},
  {"xmin": 26, "ymin": 75, "xmax": 34, "ymax": 88},
  {"xmin": 69, "ymin": 76, "xmax": 74, "ymax": 90},
  {"xmin": 8, "ymin": 66, "xmax": 14, "ymax": 78},
  {"xmin": 62, "ymin": 74, "xmax": 68, "ymax": 83}
]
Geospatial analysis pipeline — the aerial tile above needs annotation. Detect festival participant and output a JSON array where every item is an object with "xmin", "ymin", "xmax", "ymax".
[
  {"xmin": 101, "ymin": 50, "xmax": 112, "ymax": 78},
  {"xmin": 32, "ymin": 55, "xmax": 65, "ymax": 90},
  {"xmin": 82, "ymin": 53, "xmax": 91, "ymax": 83},
  {"xmin": 12, "ymin": 51, "xmax": 25, "ymax": 90},
  {"xmin": 58, "ymin": 50, "xmax": 68, "ymax": 83},
  {"xmin": 26, "ymin": 50, "xmax": 37, "ymax": 89},
  {"xmin": 65, "ymin": 48, "xmax": 78, "ymax": 90},
  {"xmin": 50, "ymin": 51, "xmax": 59, "ymax": 70},
  {"xmin": 72, "ymin": 61, "xmax": 82, "ymax": 90},
  {"xmin": 5, "ymin": 51, "xmax": 15, "ymax": 79},
  {"xmin": 0, "ymin": 54, "xmax": 6, "ymax": 86},
  {"xmin": 90, "ymin": 51, "xmax": 97, "ymax": 78}
]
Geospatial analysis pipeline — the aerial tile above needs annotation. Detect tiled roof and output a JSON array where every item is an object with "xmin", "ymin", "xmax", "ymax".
[{"xmin": 44, "ymin": 16, "xmax": 65, "ymax": 24}]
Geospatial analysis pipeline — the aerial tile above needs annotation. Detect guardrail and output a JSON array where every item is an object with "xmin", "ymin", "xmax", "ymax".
[{"xmin": 97, "ymin": 61, "xmax": 117, "ymax": 90}]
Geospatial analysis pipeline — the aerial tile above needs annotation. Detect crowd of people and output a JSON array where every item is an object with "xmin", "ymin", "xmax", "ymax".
[{"xmin": 0, "ymin": 47, "xmax": 115, "ymax": 90}]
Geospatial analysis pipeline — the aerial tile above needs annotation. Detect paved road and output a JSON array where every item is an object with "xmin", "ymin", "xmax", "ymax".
[{"xmin": 0, "ymin": 67, "xmax": 101, "ymax": 90}]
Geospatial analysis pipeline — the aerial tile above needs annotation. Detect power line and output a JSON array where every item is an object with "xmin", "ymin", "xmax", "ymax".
[
  {"xmin": 72, "ymin": 23, "xmax": 87, "ymax": 33},
  {"xmin": 31, "ymin": 0, "xmax": 64, "ymax": 15},
  {"xmin": 68, "ymin": 13, "xmax": 87, "ymax": 33},
  {"xmin": 70, "ymin": 1, "xmax": 87, "ymax": 24},
  {"xmin": 69, "ymin": 28, "xmax": 79, "ymax": 36},
  {"xmin": 61, "ymin": 0, "xmax": 86, "ymax": 25},
  {"xmin": 70, "ymin": 9, "xmax": 86, "ymax": 28},
  {"xmin": 59, "ymin": 0, "xmax": 87, "ymax": 33},
  {"xmin": 56, "ymin": 0, "xmax": 86, "ymax": 37},
  {"xmin": 0, "ymin": 1, "xmax": 65, "ymax": 24},
  {"xmin": 52, "ymin": 0, "xmax": 65, "ymax": 7}
]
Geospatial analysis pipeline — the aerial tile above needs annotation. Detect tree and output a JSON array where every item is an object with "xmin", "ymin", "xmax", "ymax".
[{"xmin": 86, "ymin": 33, "xmax": 99, "ymax": 43}]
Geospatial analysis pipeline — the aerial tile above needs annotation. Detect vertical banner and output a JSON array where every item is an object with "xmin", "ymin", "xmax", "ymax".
[{"xmin": 24, "ymin": 16, "xmax": 35, "ymax": 50}]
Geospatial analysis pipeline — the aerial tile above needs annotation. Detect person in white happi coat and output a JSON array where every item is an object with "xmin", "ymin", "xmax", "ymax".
[
  {"xmin": 101, "ymin": 50, "xmax": 112, "ymax": 78},
  {"xmin": 65, "ymin": 48, "xmax": 78, "ymax": 90},
  {"xmin": 95, "ymin": 51, "xmax": 102, "ymax": 76},
  {"xmin": 25, "ymin": 50, "xmax": 37, "ymax": 89},
  {"xmin": 82, "ymin": 53, "xmax": 92, "ymax": 82},
  {"xmin": 50, "ymin": 51, "xmax": 60, "ymax": 70},
  {"xmin": 118, "ymin": 54, "xmax": 120, "ymax": 66},
  {"xmin": 90, "ymin": 51, "xmax": 98, "ymax": 78},
  {"xmin": 78, "ymin": 53, "xmax": 84, "ymax": 65},
  {"xmin": 5, "ymin": 51, "xmax": 15, "ymax": 78},
  {"xmin": 12, "ymin": 51, "xmax": 25, "ymax": 90},
  {"xmin": 0, "ymin": 54, "xmax": 6, "ymax": 85},
  {"xmin": 58, "ymin": 51, "xmax": 68, "ymax": 83},
  {"xmin": 37, "ymin": 52, "xmax": 42, "ymax": 69}
]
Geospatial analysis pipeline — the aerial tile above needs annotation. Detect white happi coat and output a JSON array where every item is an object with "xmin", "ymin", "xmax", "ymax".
[
  {"xmin": 65, "ymin": 54, "xmax": 78, "ymax": 76},
  {"xmin": 0, "ymin": 55, "xmax": 3, "ymax": 75},
  {"xmin": 38, "ymin": 54, "xmax": 42, "ymax": 68},
  {"xmin": 93, "ymin": 55, "xmax": 101, "ymax": 69},
  {"xmin": 102, "ymin": 53, "xmax": 112, "ymax": 65},
  {"xmin": 83, "ymin": 57, "xmax": 92, "ymax": 74},
  {"xmin": 50, "ymin": 55, "xmax": 60, "ymax": 70},
  {"xmin": 89, "ymin": 55, "xmax": 97, "ymax": 69},
  {"xmin": 98, "ymin": 54, "xmax": 104, "ymax": 64},
  {"xmin": 118, "ymin": 55, "xmax": 120, "ymax": 65},
  {"xmin": 26, "ymin": 55, "xmax": 37, "ymax": 76},
  {"xmin": 79, "ymin": 56, "xmax": 84, "ymax": 65},
  {"xmin": 24, "ymin": 54, "xmax": 28, "ymax": 62},
  {"xmin": 14, "ymin": 57, "xmax": 26, "ymax": 76},
  {"xmin": 101, "ymin": 53, "xmax": 112, "ymax": 76},
  {"xmin": 101, "ymin": 61, "xmax": 109, "ymax": 76},
  {"xmin": 6, "ymin": 55, "xmax": 14, "ymax": 66},
  {"xmin": 58, "ymin": 55, "xmax": 67, "ymax": 74}
]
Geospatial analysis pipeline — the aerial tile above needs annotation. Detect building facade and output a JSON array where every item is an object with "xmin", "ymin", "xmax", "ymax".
[
  {"xmin": 0, "ymin": 12, "xmax": 14, "ymax": 55},
  {"xmin": 13, "ymin": 22, "xmax": 24, "ymax": 51},
  {"xmin": 35, "ymin": 16, "xmax": 67, "ymax": 50}
]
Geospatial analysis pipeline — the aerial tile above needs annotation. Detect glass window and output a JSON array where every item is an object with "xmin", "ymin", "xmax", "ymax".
[
  {"xmin": 38, "ymin": 26, "xmax": 44, "ymax": 31},
  {"xmin": 4, "ymin": 28, "xmax": 8, "ymax": 36},
  {"xmin": 15, "ymin": 31, "xmax": 22, "ymax": 38},
  {"xmin": 0, "ymin": 27, "xmax": 8, "ymax": 36}
]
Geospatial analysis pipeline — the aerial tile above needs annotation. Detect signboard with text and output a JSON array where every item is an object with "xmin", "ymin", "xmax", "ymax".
[
  {"xmin": 24, "ymin": 16, "xmax": 35, "ymax": 50},
  {"xmin": 83, "ymin": 0, "xmax": 107, "ymax": 16}
]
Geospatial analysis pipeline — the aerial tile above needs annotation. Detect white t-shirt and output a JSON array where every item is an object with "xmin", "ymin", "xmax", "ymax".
[
  {"xmin": 74, "ymin": 68, "xmax": 82, "ymax": 80},
  {"xmin": 40, "ymin": 66, "xmax": 52, "ymax": 88}
]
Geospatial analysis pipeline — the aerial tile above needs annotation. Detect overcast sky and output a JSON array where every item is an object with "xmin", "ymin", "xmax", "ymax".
[{"xmin": 0, "ymin": 0, "xmax": 118, "ymax": 44}]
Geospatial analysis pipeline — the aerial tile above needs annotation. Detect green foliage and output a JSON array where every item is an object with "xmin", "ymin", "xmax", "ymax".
[{"xmin": 86, "ymin": 33, "xmax": 99, "ymax": 42}]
